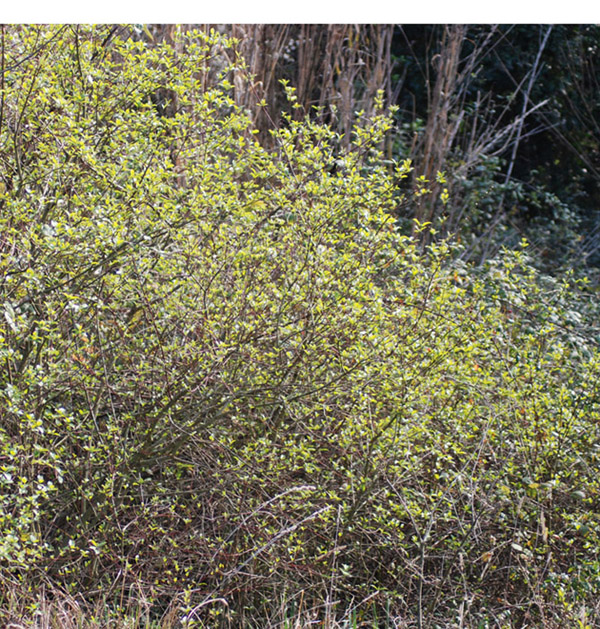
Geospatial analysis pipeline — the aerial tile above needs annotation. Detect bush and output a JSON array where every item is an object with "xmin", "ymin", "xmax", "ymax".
[{"xmin": 1, "ymin": 25, "xmax": 600, "ymax": 627}]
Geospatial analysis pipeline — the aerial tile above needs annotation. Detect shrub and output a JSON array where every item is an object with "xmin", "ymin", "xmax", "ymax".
[{"xmin": 1, "ymin": 25, "xmax": 599, "ymax": 627}]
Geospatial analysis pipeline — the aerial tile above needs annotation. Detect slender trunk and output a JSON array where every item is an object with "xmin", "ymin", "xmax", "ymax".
[{"xmin": 414, "ymin": 25, "xmax": 466, "ymax": 239}]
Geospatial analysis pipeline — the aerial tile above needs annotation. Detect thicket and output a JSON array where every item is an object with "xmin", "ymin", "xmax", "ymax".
[{"xmin": 1, "ymin": 25, "xmax": 600, "ymax": 628}]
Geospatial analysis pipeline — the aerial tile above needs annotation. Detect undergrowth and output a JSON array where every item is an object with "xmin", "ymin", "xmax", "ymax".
[{"xmin": 0, "ymin": 25, "xmax": 599, "ymax": 628}]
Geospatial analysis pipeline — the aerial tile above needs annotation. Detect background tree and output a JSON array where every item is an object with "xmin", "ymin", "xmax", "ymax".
[{"xmin": 158, "ymin": 24, "xmax": 600, "ymax": 272}]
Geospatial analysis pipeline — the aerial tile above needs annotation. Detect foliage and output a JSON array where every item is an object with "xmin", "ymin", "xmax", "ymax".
[{"xmin": 1, "ymin": 25, "xmax": 600, "ymax": 628}]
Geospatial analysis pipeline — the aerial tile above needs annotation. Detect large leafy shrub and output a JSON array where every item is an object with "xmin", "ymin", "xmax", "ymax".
[{"xmin": 1, "ymin": 25, "xmax": 600, "ymax": 627}]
